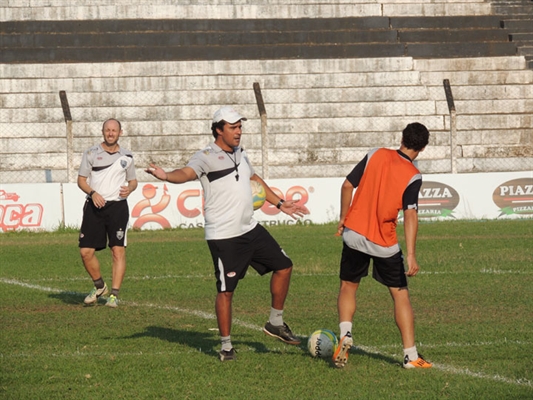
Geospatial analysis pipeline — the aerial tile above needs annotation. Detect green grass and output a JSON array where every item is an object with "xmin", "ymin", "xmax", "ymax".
[{"xmin": 1, "ymin": 220, "xmax": 532, "ymax": 399}]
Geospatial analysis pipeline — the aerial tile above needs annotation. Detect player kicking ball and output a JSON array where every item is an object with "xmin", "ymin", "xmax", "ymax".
[{"xmin": 333, "ymin": 123, "xmax": 433, "ymax": 369}]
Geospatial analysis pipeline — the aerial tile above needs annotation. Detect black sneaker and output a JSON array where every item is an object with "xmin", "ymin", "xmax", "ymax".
[
  {"xmin": 219, "ymin": 348, "xmax": 236, "ymax": 362},
  {"xmin": 263, "ymin": 322, "xmax": 301, "ymax": 345}
]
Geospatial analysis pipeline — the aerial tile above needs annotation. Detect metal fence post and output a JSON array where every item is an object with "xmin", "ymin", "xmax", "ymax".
[
  {"xmin": 443, "ymin": 79, "xmax": 457, "ymax": 174},
  {"xmin": 253, "ymin": 82, "xmax": 268, "ymax": 179},
  {"xmin": 59, "ymin": 91, "xmax": 74, "ymax": 182}
]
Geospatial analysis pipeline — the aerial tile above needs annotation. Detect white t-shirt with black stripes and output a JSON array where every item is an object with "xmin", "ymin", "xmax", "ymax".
[
  {"xmin": 78, "ymin": 144, "xmax": 137, "ymax": 201},
  {"xmin": 187, "ymin": 143, "xmax": 257, "ymax": 240}
]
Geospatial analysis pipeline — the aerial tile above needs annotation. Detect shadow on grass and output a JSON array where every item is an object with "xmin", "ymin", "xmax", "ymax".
[
  {"xmin": 119, "ymin": 325, "xmax": 285, "ymax": 360},
  {"xmin": 351, "ymin": 346, "xmax": 400, "ymax": 367},
  {"xmin": 49, "ymin": 291, "xmax": 89, "ymax": 305},
  {"xmin": 297, "ymin": 343, "xmax": 399, "ymax": 368},
  {"xmin": 47, "ymin": 293, "xmax": 399, "ymax": 366}
]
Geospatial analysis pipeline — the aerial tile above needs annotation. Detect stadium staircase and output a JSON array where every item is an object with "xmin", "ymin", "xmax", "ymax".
[
  {"xmin": 0, "ymin": 16, "xmax": 523, "ymax": 63},
  {"xmin": 0, "ymin": 1, "xmax": 532, "ymax": 182},
  {"xmin": 493, "ymin": 0, "xmax": 533, "ymax": 69}
]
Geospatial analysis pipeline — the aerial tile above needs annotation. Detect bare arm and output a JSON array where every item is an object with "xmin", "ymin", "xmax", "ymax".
[
  {"xmin": 251, "ymin": 174, "xmax": 309, "ymax": 219},
  {"xmin": 403, "ymin": 208, "xmax": 420, "ymax": 277},
  {"xmin": 77, "ymin": 175, "xmax": 104, "ymax": 208},
  {"xmin": 145, "ymin": 163, "xmax": 197, "ymax": 184},
  {"xmin": 77, "ymin": 175, "xmax": 92, "ymax": 196},
  {"xmin": 336, "ymin": 178, "xmax": 355, "ymax": 236}
]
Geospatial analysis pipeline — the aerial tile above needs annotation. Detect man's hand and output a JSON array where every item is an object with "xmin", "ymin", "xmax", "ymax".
[
  {"xmin": 405, "ymin": 253, "xmax": 420, "ymax": 277},
  {"xmin": 145, "ymin": 163, "xmax": 168, "ymax": 181},
  {"xmin": 119, "ymin": 185, "xmax": 132, "ymax": 198},
  {"xmin": 91, "ymin": 192, "xmax": 106, "ymax": 209},
  {"xmin": 280, "ymin": 200, "xmax": 309, "ymax": 219}
]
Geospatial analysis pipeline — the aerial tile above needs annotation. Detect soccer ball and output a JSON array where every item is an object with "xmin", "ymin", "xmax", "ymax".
[
  {"xmin": 307, "ymin": 329, "xmax": 338, "ymax": 358},
  {"xmin": 250, "ymin": 180, "xmax": 266, "ymax": 210}
]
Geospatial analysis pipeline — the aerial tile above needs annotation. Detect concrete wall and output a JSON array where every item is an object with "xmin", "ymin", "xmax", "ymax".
[
  {"xmin": 0, "ymin": 1, "xmax": 532, "ymax": 183},
  {"xmin": 1, "ymin": 56, "xmax": 532, "ymax": 182},
  {"xmin": 0, "ymin": 0, "xmax": 492, "ymax": 21}
]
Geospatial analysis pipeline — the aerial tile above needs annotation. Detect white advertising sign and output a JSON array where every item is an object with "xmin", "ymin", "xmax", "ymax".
[
  {"xmin": 0, "ymin": 183, "xmax": 63, "ymax": 231},
  {"xmin": 1, "ymin": 171, "xmax": 531, "ymax": 233}
]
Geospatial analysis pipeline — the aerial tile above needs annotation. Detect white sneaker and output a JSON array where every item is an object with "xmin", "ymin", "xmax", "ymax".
[
  {"xmin": 105, "ymin": 294, "xmax": 119, "ymax": 308},
  {"xmin": 84, "ymin": 284, "xmax": 108, "ymax": 305}
]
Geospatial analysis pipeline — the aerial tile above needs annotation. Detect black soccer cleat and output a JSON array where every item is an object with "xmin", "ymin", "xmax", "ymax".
[
  {"xmin": 219, "ymin": 348, "xmax": 237, "ymax": 362},
  {"xmin": 263, "ymin": 322, "xmax": 301, "ymax": 345}
]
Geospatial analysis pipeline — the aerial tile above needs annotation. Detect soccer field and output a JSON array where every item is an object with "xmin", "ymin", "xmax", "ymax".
[{"xmin": 1, "ymin": 220, "xmax": 532, "ymax": 399}]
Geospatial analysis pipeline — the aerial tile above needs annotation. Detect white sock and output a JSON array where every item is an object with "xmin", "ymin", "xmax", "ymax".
[
  {"xmin": 403, "ymin": 346, "xmax": 418, "ymax": 361},
  {"xmin": 339, "ymin": 321, "xmax": 352, "ymax": 338},
  {"xmin": 269, "ymin": 308, "xmax": 283, "ymax": 326},
  {"xmin": 221, "ymin": 335, "xmax": 232, "ymax": 351}
]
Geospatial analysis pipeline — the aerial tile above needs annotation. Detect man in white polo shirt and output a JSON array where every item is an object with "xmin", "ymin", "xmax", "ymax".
[
  {"xmin": 78, "ymin": 118, "xmax": 138, "ymax": 308},
  {"xmin": 145, "ymin": 106, "xmax": 309, "ymax": 361}
]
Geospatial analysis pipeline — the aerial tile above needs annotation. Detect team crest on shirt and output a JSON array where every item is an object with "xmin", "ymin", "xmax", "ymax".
[
  {"xmin": 116, "ymin": 230, "xmax": 124, "ymax": 240},
  {"xmin": 120, "ymin": 160, "xmax": 127, "ymax": 169}
]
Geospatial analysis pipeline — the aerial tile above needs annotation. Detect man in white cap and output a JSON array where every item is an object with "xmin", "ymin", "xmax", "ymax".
[{"xmin": 146, "ymin": 106, "xmax": 309, "ymax": 361}]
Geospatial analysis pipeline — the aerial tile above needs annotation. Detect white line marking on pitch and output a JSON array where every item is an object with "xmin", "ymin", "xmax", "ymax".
[
  {"xmin": 356, "ymin": 345, "xmax": 531, "ymax": 388},
  {"xmin": 1, "ymin": 277, "xmax": 531, "ymax": 388},
  {"xmin": 27, "ymin": 268, "xmax": 533, "ymax": 283}
]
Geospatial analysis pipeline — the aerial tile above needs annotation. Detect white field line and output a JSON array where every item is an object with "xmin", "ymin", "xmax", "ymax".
[
  {"xmin": 26, "ymin": 268, "xmax": 533, "ymax": 283},
  {"xmin": 357, "ymin": 344, "xmax": 532, "ymax": 387},
  {"xmin": 1, "ymin": 277, "xmax": 532, "ymax": 388}
]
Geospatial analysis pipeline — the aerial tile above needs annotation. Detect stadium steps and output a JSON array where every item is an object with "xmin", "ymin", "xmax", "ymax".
[
  {"xmin": 0, "ymin": 0, "xmax": 492, "ymax": 21},
  {"xmin": 389, "ymin": 16, "xmax": 517, "ymax": 58},
  {"xmin": 1, "ymin": 56, "xmax": 532, "ymax": 181},
  {"xmin": 0, "ymin": 16, "xmax": 519, "ymax": 63},
  {"xmin": 493, "ymin": 0, "xmax": 533, "ymax": 69}
]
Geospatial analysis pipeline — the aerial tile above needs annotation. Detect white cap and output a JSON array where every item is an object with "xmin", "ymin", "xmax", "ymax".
[{"xmin": 212, "ymin": 106, "xmax": 247, "ymax": 124}]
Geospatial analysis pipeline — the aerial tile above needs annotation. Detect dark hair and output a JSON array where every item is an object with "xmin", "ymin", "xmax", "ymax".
[
  {"xmin": 402, "ymin": 122, "xmax": 429, "ymax": 151},
  {"xmin": 211, "ymin": 120, "xmax": 225, "ymax": 139},
  {"xmin": 102, "ymin": 118, "xmax": 122, "ymax": 131}
]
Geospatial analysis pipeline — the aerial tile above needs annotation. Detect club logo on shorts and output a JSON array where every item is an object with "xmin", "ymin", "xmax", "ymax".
[
  {"xmin": 116, "ymin": 229, "xmax": 124, "ymax": 240},
  {"xmin": 227, "ymin": 272, "xmax": 236, "ymax": 278}
]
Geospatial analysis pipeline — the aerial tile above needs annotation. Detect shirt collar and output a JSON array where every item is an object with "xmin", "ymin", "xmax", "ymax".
[{"xmin": 397, "ymin": 149, "xmax": 412, "ymax": 162}]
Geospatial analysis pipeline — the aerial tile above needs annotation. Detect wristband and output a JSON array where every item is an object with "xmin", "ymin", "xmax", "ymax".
[
  {"xmin": 88, "ymin": 190, "xmax": 95, "ymax": 197},
  {"xmin": 276, "ymin": 199, "xmax": 285, "ymax": 209}
]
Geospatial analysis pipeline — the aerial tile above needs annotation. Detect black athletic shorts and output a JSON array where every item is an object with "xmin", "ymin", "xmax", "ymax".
[
  {"xmin": 79, "ymin": 199, "xmax": 129, "ymax": 251},
  {"xmin": 339, "ymin": 242, "xmax": 408, "ymax": 288},
  {"xmin": 207, "ymin": 224, "xmax": 293, "ymax": 293}
]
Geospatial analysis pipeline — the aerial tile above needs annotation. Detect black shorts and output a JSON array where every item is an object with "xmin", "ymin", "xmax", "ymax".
[
  {"xmin": 207, "ymin": 224, "xmax": 293, "ymax": 293},
  {"xmin": 339, "ymin": 242, "xmax": 408, "ymax": 288},
  {"xmin": 79, "ymin": 200, "xmax": 130, "ymax": 250}
]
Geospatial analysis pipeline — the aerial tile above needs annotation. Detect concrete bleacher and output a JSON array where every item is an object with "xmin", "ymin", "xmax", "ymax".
[
  {"xmin": 0, "ymin": 1, "xmax": 532, "ymax": 182},
  {"xmin": 1, "ymin": 56, "xmax": 531, "ymax": 182},
  {"xmin": 0, "ymin": 16, "xmax": 520, "ymax": 63},
  {"xmin": 0, "ymin": 0, "xmax": 493, "ymax": 21},
  {"xmin": 494, "ymin": 0, "xmax": 533, "ymax": 69}
]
